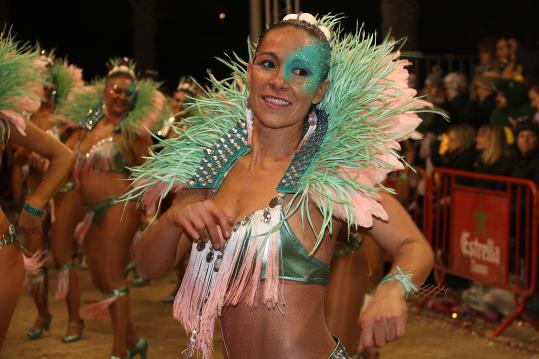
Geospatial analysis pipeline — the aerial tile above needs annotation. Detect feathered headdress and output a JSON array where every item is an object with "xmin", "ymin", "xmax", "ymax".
[
  {"xmin": 56, "ymin": 65, "xmax": 169, "ymax": 138},
  {"xmin": 0, "ymin": 30, "xmax": 47, "ymax": 142}
]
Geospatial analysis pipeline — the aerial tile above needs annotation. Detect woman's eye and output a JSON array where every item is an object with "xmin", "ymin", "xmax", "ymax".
[
  {"xmin": 259, "ymin": 60, "xmax": 275, "ymax": 70},
  {"xmin": 292, "ymin": 67, "xmax": 309, "ymax": 77}
]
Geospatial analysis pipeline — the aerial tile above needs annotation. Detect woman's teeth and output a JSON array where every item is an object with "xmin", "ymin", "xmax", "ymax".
[{"xmin": 263, "ymin": 96, "xmax": 290, "ymax": 106}]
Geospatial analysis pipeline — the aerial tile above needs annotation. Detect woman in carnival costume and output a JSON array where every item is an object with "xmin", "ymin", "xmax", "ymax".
[
  {"xmin": 158, "ymin": 76, "xmax": 200, "ymax": 139},
  {"xmin": 57, "ymin": 58, "xmax": 168, "ymax": 358},
  {"xmin": 129, "ymin": 14, "xmax": 434, "ymax": 358},
  {"xmin": 15, "ymin": 52, "xmax": 87, "ymax": 343},
  {"xmin": 0, "ymin": 33, "xmax": 74, "ymax": 350}
]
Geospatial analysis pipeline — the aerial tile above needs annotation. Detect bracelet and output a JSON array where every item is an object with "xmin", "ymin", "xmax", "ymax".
[
  {"xmin": 379, "ymin": 266, "xmax": 418, "ymax": 298},
  {"xmin": 23, "ymin": 201, "xmax": 46, "ymax": 217}
]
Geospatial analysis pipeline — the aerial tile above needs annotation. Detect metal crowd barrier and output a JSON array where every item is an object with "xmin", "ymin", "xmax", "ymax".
[{"xmin": 424, "ymin": 167, "xmax": 538, "ymax": 336}]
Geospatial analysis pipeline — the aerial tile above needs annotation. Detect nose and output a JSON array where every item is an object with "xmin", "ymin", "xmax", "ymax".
[{"xmin": 269, "ymin": 68, "xmax": 288, "ymax": 91}]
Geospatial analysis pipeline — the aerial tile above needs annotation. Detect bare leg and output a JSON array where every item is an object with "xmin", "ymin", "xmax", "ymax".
[
  {"xmin": 51, "ymin": 189, "xmax": 84, "ymax": 337},
  {"xmin": 0, "ymin": 245, "xmax": 25, "ymax": 350},
  {"xmin": 85, "ymin": 201, "xmax": 140, "ymax": 357},
  {"xmin": 24, "ymin": 226, "xmax": 50, "ymax": 337}
]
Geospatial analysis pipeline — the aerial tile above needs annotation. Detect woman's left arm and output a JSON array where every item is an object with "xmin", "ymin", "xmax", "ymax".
[
  {"xmin": 9, "ymin": 121, "xmax": 75, "ymax": 230},
  {"xmin": 358, "ymin": 192, "xmax": 434, "ymax": 353}
]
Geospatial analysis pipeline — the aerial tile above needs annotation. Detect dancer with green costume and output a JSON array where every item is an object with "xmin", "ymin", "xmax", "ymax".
[
  {"xmin": 57, "ymin": 58, "xmax": 168, "ymax": 358},
  {"xmin": 12, "ymin": 52, "xmax": 88, "ymax": 343},
  {"xmin": 129, "ymin": 13, "xmax": 434, "ymax": 358},
  {"xmin": 0, "ymin": 32, "xmax": 74, "ymax": 351}
]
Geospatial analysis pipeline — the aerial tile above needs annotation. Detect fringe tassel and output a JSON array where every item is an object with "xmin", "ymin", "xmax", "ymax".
[
  {"xmin": 54, "ymin": 268, "xmax": 70, "ymax": 300},
  {"xmin": 54, "ymin": 261, "xmax": 75, "ymax": 301},
  {"xmin": 74, "ymin": 212, "xmax": 94, "ymax": 247},
  {"xmin": 80, "ymin": 288, "xmax": 129, "ymax": 321},
  {"xmin": 80, "ymin": 296, "xmax": 116, "ymax": 321},
  {"xmin": 22, "ymin": 250, "xmax": 47, "ymax": 273},
  {"xmin": 23, "ymin": 263, "xmax": 47, "ymax": 294},
  {"xmin": 177, "ymin": 205, "xmax": 284, "ymax": 359}
]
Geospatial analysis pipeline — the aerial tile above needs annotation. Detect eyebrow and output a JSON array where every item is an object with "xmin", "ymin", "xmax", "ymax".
[{"xmin": 256, "ymin": 51, "xmax": 279, "ymax": 60}]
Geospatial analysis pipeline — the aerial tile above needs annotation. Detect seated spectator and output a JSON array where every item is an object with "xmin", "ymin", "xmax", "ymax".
[
  {"xmin": 442, "ymin": 72, "xmax": 474, "ymax": 124},
  {"xmin": 474, "ymin": 124, "xmax": 513, "ymax": 189},
  {"xmin": 432, "ymin": 124, "xmax": 477, "ymax": 171},
  {"xmin": 470, "ymin": 76, "xmax": 497, "ymax": 129},
  {"xmin": 490, "ymin": 79, "xmax": 534, "ymax": 128}
]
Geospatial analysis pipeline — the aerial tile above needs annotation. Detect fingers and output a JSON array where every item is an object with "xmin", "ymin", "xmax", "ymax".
[
  {"xmin": 357, "ymin": 321, "xmax": 373, "ymax": 353},
  {"xmin": 169, "ymin": 200, "xmax": 233, "ymax": 250},
  {"xmin": 358, "ymin": 315, "xmax": 405, "ymax": 353},
  {"xmin": 206, "ymin": 203, "xmax": 233, "ymax": 240},
  {"xmin": 395, "ymin": 315, "xmax": 406, "ymax": 338},
  {"xmin": 199, "ymin": 209, "xmax": 222, "ymax": 249}
]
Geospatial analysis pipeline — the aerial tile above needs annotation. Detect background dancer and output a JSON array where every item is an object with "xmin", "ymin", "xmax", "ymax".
[
  {"xmin": 58, "ymin": 58, "xmax": 167, "ymax": 358},
  {"xmin": 0, "ymin": 33, "xmax": 74, "ymax": 350}
]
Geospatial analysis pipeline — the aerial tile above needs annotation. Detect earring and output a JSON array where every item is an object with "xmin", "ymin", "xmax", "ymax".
[
  {"xmin": 296, "ymin": 110, "xmax": 318, "ymax": 151},
  {"xmin": 245, "ymin": 107, "xmax": 253, "ymax": 146}
]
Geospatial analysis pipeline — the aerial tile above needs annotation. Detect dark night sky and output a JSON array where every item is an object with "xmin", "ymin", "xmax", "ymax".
[{"xmin": 2, "ymin": 0, "xmax": 538, "ymax": 93}]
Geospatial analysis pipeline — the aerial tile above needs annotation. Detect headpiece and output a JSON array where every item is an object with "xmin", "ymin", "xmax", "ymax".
[
  {"xmin": 282, "ymin": 12, "xmax": 332, "ymax": 42},
  {"xmin": 176, "ymin": 76, "xmax": 198, "ymax": 96},
  {"xmin": 107, "ymin": 57, "xmax": 136, "ymax": 79}
]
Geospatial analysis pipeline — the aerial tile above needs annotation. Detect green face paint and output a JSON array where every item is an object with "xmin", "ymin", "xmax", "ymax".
[
  {"xmin": 125, "ymin": 80, "xmax": 137, "ymax": 98},
  {"xmin": 283, "ymin": 42, "xmax": 330, "ymax": 93}
]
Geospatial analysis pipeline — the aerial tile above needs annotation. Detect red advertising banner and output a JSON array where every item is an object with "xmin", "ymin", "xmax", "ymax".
[{"xmin": 450, "ymin": 186, "xmax": 510, "ymax": 287}]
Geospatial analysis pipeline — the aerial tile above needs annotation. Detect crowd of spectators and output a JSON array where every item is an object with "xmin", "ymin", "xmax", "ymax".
[{"xmin": 403, "ymin": 35, "xmax": 539, "ymax": 321}]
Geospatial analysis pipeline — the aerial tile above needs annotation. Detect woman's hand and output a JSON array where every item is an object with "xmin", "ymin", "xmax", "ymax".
[
  {"xmin": 165, "ymin": 199, "xmax": 234, "ymax": 250},
  {"xmin": 357, "ymin": 281, "xmax": 407, "ymax": 354}
]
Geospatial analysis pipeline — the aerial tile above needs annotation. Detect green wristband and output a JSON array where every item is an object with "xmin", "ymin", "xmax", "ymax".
[
  {"xmin": 23, "ymin": 201, "xmax": 46, "ymax": 217},
  {"xmin": 379, "ymin": 266, "xmax": 418, "ymax": 298}
]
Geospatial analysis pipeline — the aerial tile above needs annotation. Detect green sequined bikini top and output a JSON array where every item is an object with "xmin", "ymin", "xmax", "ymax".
[{"xmin": 266, "ymin": 210, "xmax": 329, "ymax": 285}]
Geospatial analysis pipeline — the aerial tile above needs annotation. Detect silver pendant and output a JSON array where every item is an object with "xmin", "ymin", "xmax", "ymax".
[
  {"xmin": 206, "ymin": 250, "xmax": 214, "ymax": 263},
  {"xmin": 213, "ymin": 254, "xmax": 223, "ymax": 272},
  {"xmin": 196, "ymin": 241, "xmax": 205, "ymax": 252}
]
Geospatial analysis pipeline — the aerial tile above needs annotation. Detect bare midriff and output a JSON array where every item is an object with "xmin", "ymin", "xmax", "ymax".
[
  {"xmin": 78, "ymin": 171, "xmax": 130, "ymax": 205},
  {"xmin": 220, "ymin": 282, "xmax": 336, "ymax": 359}
]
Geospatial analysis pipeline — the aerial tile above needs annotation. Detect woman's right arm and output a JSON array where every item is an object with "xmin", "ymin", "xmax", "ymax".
[
  {"xmin": 134, "ymin": 189, "xmax": 233, "ymax": 279},
  {"xmin": 8, "ymin": 120, "xmax": 74, "ymax": 230}
]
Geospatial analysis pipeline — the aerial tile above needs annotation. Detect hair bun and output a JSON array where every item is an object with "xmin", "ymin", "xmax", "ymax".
[{"xmin": 281, "ymin": 13, "xmax": 331, "ymax": 42}]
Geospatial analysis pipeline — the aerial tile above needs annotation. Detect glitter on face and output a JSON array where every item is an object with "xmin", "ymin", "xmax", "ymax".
[{"xmin": 283, "ymin": 42, "xmax": 330, "ymax": 93}]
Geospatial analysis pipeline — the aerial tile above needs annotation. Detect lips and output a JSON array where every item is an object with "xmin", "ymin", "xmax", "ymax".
[{"xmin": 262, "ymin": 95, "xmax": 291, "ymax": 109}]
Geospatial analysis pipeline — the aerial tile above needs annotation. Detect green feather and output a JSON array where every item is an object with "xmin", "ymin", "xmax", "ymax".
[
  {"xmin": 0, "ymin": 30, "xmax": 43, "ymax": 116},
  {"xmin": 56, "ymin": 78, "xmax": 169, "ymax": 137},
  {"xmin": 126, "ymin": 15, "xmax": 439, "ymax": 251},
  {"xmin": 48, "ymin": 59, "xmax": 79, "ymax": 108}
]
